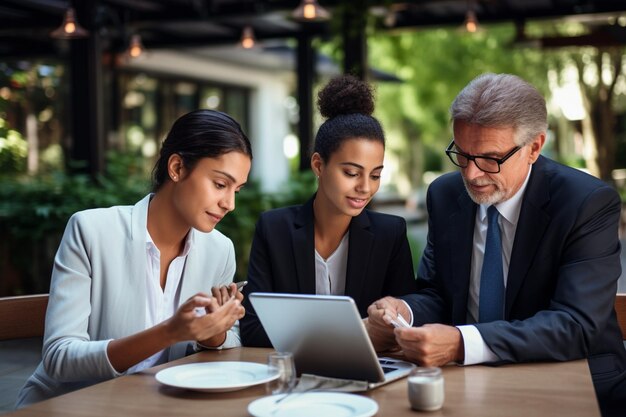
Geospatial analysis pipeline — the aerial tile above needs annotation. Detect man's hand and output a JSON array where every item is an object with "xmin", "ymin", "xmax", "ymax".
[
  {"xmin": 365, "ymin": 296, "xmax": 411, "ymax": 352},
  {"xmin": 394, "ymin": 323, "xmax": 464, "ymax": 367}
]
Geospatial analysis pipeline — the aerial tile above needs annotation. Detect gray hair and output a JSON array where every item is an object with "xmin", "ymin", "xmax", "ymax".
[{"xmin": 450, "ymin": 73, "xmax": 548, "ymax": 146}]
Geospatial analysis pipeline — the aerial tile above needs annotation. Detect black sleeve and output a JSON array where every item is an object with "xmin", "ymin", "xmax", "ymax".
[{"xmin": 240, "ymin": 216, "xmax": 274, "ymax": 347}]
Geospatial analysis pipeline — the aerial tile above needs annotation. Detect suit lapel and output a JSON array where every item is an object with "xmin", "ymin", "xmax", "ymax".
[
  {"xmin": 345, "ymin": 211, "xmax": 374, "ymax": 306},
  {"xmin": 171, "ymin": 232, "xmax": 198, "ymax": 360},
  {"xmin": 451, "ymin": 191, "xmax": 477, "ymax": 324},
  {"xmin": 127, "ymin": 195, "xmax": 150, "ymax": 334},
  {"xmin": 178, "ymin": 230, "xmax": 201, "ymax": 302},
  {"xmin": 505, "ymin": 157, "xmax": 551, "ymax": 317},
  {"xmin": 292, "ymin": 197, "xmax": 316, "ymax": 294}
]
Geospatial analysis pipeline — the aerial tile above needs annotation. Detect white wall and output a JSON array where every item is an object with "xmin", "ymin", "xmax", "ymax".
[{"xmin": 125, "ymin": 50, "xmax": 293, "ymax": 192}]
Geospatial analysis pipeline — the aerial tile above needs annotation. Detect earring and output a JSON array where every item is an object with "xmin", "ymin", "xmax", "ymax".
[{"xmin": 171, "ymin": 175, "xmax": 178, "ymax": 181}]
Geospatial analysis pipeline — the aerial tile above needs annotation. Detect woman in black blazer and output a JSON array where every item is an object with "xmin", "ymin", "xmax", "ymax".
[{"xmin": 241, "ymin": 76, "xmax": 417, "ymax": 347}]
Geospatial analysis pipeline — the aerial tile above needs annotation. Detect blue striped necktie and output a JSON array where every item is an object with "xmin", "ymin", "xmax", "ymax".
[{"xmin": 479, "ymin": 205, "xmax": 505, "ymax": 322}]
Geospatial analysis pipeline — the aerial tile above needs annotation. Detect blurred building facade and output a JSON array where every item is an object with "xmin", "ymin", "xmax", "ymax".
[{"xmin": 119, "ymin": 47, "xmax": 294, "ymax": 191}]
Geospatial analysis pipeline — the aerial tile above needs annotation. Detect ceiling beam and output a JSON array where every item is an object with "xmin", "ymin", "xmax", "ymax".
[
  {"xmin": 139, "ymin": 24, "xmax": 329, "ymax": 49},
  {"xmin": 539, "ymin": 25, "xmax": 626, "ymax": 48},
  {"xmin": 2, "ymin": 0, "xmax": 626, "ymax": 48},
  {"xmin": 384, "ymin": 1, "xmax": 626, "ymax": 29}
]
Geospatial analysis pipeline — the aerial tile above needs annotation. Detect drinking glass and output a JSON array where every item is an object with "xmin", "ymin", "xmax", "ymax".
[
  {"xmin": 407, "ymin": 366, "xmax": 445, "ymax": 411},
  {"xmin": 266, "ymin": 351, "xmax": 297, "ymax": 395}
]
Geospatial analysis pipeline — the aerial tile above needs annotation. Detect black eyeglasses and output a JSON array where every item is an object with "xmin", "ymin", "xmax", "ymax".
[{"xmin": 445, "ymin": 139, "xmax": 521, "ymax": 174}]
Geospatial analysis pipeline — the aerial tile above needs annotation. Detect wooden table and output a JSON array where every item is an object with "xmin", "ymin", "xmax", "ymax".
[{"xmin": 8, "ymin": 348, "xmax": 600, "ymax": 417}]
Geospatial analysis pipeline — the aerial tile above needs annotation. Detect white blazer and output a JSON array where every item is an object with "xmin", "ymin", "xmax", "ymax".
[{"xmin": 16, "ymin": 194, "xmax": 240, "ymax": 408}]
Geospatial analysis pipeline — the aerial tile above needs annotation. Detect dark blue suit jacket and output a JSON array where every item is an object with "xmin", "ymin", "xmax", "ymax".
[
  {"xmin": 402, "ymin": 156, "xmax": 626, "ymax": 413},
  {"xmin": 241, "ymin": 196, "xmax": 418, "ymax": 347}
]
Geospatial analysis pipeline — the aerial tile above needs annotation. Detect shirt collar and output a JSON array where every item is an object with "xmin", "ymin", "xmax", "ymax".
[
  {"xmin": 478, "ymin": 165, "xmax": 532, "ymax": 226},
  {"xmin": 145, "ymin": 227, "xmax": 194, "ymax": 258}
]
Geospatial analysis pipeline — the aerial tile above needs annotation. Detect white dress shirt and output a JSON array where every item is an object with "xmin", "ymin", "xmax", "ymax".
[
  {"xmin": 126, "ymin": 229, "xmax": 193, "ymax": 374},
  {"xmin": 457, "ymin": 166, "xmax": 532, "ymax": 364},
  {"xmin": 314, "ymin": 232, "xmax": 349, "ymax": 295}
]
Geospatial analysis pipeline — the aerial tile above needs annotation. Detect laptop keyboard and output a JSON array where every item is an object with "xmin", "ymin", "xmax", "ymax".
[{"xmin": 379, "ymin": 359, "xmax": 401, "ymax": 374}]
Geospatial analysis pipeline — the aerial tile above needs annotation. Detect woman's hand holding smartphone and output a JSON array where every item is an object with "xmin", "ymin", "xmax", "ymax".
[{"xmin": 210, "ymin": 281, "xmax": 247, "ymax": 306}]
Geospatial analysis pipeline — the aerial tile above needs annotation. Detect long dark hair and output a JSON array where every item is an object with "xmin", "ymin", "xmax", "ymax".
[
  {"xmin": 314, "ymin": 75, "xmax": 384, "ymax": 162},
  {"xmin": 152, "ymin": 109, "xmax": 252, "ymax": 191}
]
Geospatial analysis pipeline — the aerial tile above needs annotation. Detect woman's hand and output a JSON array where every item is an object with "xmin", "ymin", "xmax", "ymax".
[
  {"xmin": 107, "ymin": 293, "xmax": 245, "ymax": 372},
  {"xmin": 164, "ymin": 292, "xmax": 245, "ymax": 346},
  {"xmin": 211, "ymin": 283, "xmax": 245, "ymax": 306}
]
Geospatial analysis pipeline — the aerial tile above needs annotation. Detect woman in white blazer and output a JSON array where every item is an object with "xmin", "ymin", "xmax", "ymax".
[{"xmin": 16, "ymin": 110, "xmax": 252, "ymax": 408}]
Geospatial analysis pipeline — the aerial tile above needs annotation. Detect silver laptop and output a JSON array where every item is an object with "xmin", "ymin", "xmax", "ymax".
[{"xmin": 248, "ymin": 292, "xmax": 415, "ymax": 389}]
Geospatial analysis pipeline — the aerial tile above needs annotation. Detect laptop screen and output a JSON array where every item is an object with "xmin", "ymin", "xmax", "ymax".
[{"xmin": 249, "ymin": 293, "xmax": 386, "ymax": 382}]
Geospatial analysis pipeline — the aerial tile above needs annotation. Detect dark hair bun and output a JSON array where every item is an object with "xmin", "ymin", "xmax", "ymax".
[{"xmin": 317, "ymin": 75, "xmax": 375, "ymax": 119}]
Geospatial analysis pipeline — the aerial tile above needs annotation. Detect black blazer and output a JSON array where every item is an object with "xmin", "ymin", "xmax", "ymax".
[
  {"xmin": 402, "ymin": 156, "xmax": 626, "ymax": 413},
  {"xmin": 241, "ymin": 196, "xmax": 417, "ymax": 347}
]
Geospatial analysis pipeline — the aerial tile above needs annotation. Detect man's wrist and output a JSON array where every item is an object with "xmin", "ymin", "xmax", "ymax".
[{"xmin": 455, "ymin": 327, "xmax": 465, "ymax": 363}]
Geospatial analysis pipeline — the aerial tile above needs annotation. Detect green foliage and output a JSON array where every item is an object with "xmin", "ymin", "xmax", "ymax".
[
  {"xmin": 0, "ymin": 152, "xmax": 149, "ymax": 240},
  {"xmin": 0, "ymin": 61, "xmax": 64, "ymax": 113},
  {"xmin": 422, "ymin": 142, "xmax": 444, "ymax": 172},
  {"xmin": 0, "ymin": 118, "xmax": 27, "ymax": 174},
  {"xmin": 407, "ymin": 234, "xmax": 423, "ymax": 272},
  {"xmin": 273, "ymin": 170, "xmax": 318, "ymax": 206},
  {"xmin": 556, "ymin": 154, "xmax": 586, "ymax": 169},
  {"xmin": 0, "ymin": 152, "xmax": 149, "ymax": 295}
]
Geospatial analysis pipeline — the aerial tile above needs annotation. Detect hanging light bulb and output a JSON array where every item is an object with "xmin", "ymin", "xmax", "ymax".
[
  {"xmin": 50, "ymin": 7, "xmax": 89, "ymax": 39},
  {"xmin": 460, "ymin": 1, "xmax": 482, "ymax": 34},
  {"xmin": 464, "ymin": 9, "xmax": 479, "ymax": 33},
  {"xmin": 240, "ymin": 26, "xmax": 256, "ymax": 49},
  {"xmin": 127, "ymin": 34, "xmax": 145, "ymax": 58},
  {"xmin": 292, "ymin": 0, "xmax": 330, "ymax": 22}
]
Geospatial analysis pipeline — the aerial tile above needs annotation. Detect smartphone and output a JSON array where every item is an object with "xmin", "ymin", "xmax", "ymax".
[{"xmin": 222, "ymin": 281, "xmax": 248, "ymax": 294}]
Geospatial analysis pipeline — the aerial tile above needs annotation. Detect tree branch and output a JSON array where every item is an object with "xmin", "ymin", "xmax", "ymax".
[
  {"xmin": 606, "ymin": 48, "xmax": 624, "ymax": 102},
  {"xmin": 572, "ymin": 53, "xmax": 592, "ymax": 112}
]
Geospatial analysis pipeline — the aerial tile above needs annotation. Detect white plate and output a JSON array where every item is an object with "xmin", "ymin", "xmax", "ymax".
[
  {"xmin": 155, "ymin": 361, "xmax": 279, "ymax": 392},
  {"xmin": 248, "ymin": 392, "xmax": 379, "ymax": 417}
]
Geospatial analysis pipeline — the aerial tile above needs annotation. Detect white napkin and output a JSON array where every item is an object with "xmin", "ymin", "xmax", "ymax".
[{"xmin": 293, "ymin": 373, "xmax": 370, "ymax": 393}]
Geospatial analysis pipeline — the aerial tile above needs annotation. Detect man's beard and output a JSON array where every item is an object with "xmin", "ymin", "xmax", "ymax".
[{"xmin": 462, "ymin": 177, "xmax": 506, "ymax": 205}]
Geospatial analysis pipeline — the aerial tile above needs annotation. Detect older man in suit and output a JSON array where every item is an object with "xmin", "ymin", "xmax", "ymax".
[{"xmin": 366, "ymin": 73, "xmax": 626, "ymax": 417}]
